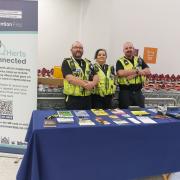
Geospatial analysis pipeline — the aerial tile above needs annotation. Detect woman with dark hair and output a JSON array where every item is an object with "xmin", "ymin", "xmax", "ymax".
[{"xmin": 92, "ymin": 49, "xmax": 116, "ymax": 109}]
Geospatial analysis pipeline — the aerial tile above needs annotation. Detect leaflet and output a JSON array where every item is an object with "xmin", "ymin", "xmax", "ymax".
[
  {"xmin": 137, "ymin": 117, "xmax": 157, "ymax": 124},
  {"xmin": 95, "ymin": 117, "xmax": 111, "ymax": 125},
  {"xmin": 57, "ymin": 111, "xmax": 74, "ymax": 118},
  {"xmin": 113, "ymin": 120, "xmax": 129, "ymax": 125},
  {"xmin": 44, "ymin": 119, "xmax": 57, "ymax": 127},
  {"xmin": 74, "ymin": 110, "xmax": 90, "ymax": 117},
  {"xmin": 122, "ymin": 114, "xmax": 131, "ymax": 118},
  {"xmin": 131, "ymin": 111, "xmax": 150, "ymax": 116},
  {"xmin": 109, "ymin": 115, "xmax": 119, "ymax": 119},
  {"xmin": 147, "ymin": 108, "xmax": 157, "ymax": 113},
  {"xmin": 79, "ymin": 119, "xmax": 95, "ymax": 126},
  {"xmin": 111, "ymin": 109, "xmax": 126, "ymax": 115},
  {"xmin": 91, "ymin": 109, "xmax": 108, "ymax": 116},
  {"xmin": 57, "ymin": 117, "xmax": 74, "ymax": 124},
  {"xmin": 128, "ymin": 118, "xmax": 141, "ymax": 124}
]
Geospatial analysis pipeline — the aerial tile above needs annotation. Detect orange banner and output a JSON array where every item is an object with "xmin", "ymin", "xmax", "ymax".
[{"xmin": 143, "ymin": 47, "xmax": 158, "ymax": 64}]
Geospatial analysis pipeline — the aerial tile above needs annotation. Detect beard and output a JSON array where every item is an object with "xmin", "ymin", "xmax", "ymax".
[
  {"xmin": 72, "ymin": 51, "xmax": 83, "ymax": 59},
  {"xmin": 125, "ymin": 51, "xmax": 133, "ymax": 58}
]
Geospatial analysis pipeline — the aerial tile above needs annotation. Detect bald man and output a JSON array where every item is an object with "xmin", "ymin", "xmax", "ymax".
[
  {"xmin": 116, "ymin": 42, "xmax": 151, "ymax": 109},
  {"xmin": 62, "ymin": 41, "xmax": 99, "ymax": 110}
]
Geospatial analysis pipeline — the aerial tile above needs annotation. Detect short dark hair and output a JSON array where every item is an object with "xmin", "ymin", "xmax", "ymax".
[{"xmin": 94, "ymin": 49, "xmax": 107, "ymax": 59}]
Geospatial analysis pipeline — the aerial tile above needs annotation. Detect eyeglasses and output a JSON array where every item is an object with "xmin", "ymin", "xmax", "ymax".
[{"xmin": 72, "ymin": 46, "xmax": 83, "ymax": 50}]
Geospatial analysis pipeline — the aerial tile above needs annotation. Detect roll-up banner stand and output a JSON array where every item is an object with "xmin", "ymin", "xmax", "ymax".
[{"xmin": 0, "ymin": 0, "xmax": 38, "ymax": 154}]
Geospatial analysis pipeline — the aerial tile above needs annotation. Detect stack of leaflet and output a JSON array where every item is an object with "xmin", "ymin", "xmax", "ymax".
[
  {"xmin": 111, "ymin": 109, "xmax": 131, "ymax": 118},
  {"xmin": 91, "ymin": 109, "xmax": 108, "ymax": 116},
  {"xmin": 127, "ymin": 116, "xmax": 156, "ymax": 124},
  {"xmin": 57, "ymin": 111, "xmax": 74, "ymax": 123},
  {"xmin": 131, "ymin": 110, "xmax": 150, "ymax": 116},
  {"xmin": 78, "ymin": 119, "xmax": 95, "ymax": 126},
  {"xmin": 129, "ymin": 109, "xmax": 156, "ymax": 124},
  {"xmin": 113, "ymin": 118, "xmax": 129, "ymax": 125},
  {"xmin": 105, "ymin": 114, "xmax": 128, "ymax": 125},
  {"xmin": 74, "ymin": 110, "xmax": 95, "ymax": 126},
  {"xmin": 129, "ymin": 106, "xmax": 150, "ymax": 116},
  {"xmin": 74, "ymin": 110, "xmax": 90, "ymax": 118},
  {"xmin": 44, "ymin": 113, "xmax": 58, "ymax": 127},
  {"xmin": 111, "ymin": 109, "xmax": 126, "ymax": 115},
  {"xmin": 44, "ymin": 119, "xmax": 57, "ymax": 127},
  {"xmin": 136, "ymin": 116, "xmax": 157, "ymax": 124},
  {"xmin": 95, "ymin": 117, "xmax": 111, "ymax": 125}
]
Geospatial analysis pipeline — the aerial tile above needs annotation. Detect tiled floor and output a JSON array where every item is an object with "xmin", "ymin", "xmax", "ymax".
[
  {"xmin": 0, "ymin": 153, "xmax": 179, "ymax": 180},
  {"xmin": 0, "ymin": 153, "xmax": 22, "ymax": 180},
  {"xmin": 0, "ymin": 155, "xmax": 163, "ymax": 180}
]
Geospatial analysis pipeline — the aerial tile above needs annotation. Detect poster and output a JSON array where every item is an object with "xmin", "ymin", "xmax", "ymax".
[
  {"xmin": 0, "ymin": 0, "xmax": 38, "ymax": 153},
  {"xmin": 143, "ymin": 47, "xmax": 158, "ymax": 64}
]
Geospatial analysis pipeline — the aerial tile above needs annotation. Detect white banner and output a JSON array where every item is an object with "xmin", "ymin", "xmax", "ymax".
[
  {"xmin": 0, "ymin": 34, "xmax": 37, "ymax": 151},
  {"xmin": 0, "ymin": 0, "xmax": 38, "ymax": 153}
]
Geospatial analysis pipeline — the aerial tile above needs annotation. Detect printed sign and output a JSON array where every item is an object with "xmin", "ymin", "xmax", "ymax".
[
  {"xmin": 0, "ymin": 0, "xmax": 38, "ymax": 153},
  {"xmin": 143, "ymin": 47, "xmax": 158, "ymax": 64}
]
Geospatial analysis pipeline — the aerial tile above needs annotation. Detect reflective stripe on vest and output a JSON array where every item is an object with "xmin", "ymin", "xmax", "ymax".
[
  {"xmin": 94, "ymin": 63, "xmax": 116, "ymax": 97},
  {"xmin": 117, "ymin": 56, "xmax": 146, "ymax": 85},
  {"xmin": 63, "ymin": 57, "xmax": 91, "ymax": 96}
]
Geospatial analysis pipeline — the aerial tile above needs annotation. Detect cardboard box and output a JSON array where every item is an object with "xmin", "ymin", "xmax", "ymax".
[{"xmin": 38, "ymin": 77, "xmax": 64, "ymax": 87}]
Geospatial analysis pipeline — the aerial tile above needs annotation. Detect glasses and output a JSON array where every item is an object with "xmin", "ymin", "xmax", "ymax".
[{"xmin": 72, "ymin": 46, "xmax": 83, "ymax": 50}]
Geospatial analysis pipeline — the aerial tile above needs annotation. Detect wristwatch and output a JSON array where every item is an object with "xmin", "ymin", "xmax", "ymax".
[{"xmin": 136, "ymin": 69, "xmax": 139, "ymax": 75}]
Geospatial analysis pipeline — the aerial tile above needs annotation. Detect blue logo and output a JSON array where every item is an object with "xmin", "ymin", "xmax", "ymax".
[{"xmin": 0, "ymin": 40, "xmax": 26, "ymax": 58}]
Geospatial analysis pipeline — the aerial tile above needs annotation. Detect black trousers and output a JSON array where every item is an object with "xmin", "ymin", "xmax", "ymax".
[
  {"xmin": 91, "ymin": 94, "xmax": 113, "ymax": 109},
  {"xmin": 118, "ymin": 89, "xmax": 145, "ymax": 109},
  {"xmin": 65, "ymin": 95, "xmax": 92, "ymax": 110}
]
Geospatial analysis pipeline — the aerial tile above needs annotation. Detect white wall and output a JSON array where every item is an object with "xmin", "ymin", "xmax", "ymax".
[
  {"xmin": 38, "ymin": 0, "xmax": 82, "ymax": 68},
  {"xmin": 39, "ymin": 0, "xmax": 180, "ymax": 75},
  {"xmin": 79, "ymin": 0, "xmax": 112, "ymax": 63},
  {"xmin": 80, "ymin": 0, "xmax": 180, "ymax": 74}
]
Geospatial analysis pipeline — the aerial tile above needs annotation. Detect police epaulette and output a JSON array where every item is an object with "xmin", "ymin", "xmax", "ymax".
[
  {"xmin": 84, "ymin": 58, "xmax": 91, "ymax": 63},
  {"xmin": 94, "ymin": 64, "xmax": 99, "ymax": 72},
  {"xmin": 64, "ymin": 57, "xmax": 72, "ymax": 61}
]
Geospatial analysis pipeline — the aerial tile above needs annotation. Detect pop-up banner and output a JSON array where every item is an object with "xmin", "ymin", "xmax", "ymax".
[{"xmin": 0, "ymin": 0, "xmax": 38, "ymax": 153}]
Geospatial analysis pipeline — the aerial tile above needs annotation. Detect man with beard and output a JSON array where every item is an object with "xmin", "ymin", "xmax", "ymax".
[
  {"xmin": 62, "ymin": 41, "xmax": 99, "ymax": 110},
  {"xmin": 116, "ymin": 42, "xmax": 151, "ymax": 109}
]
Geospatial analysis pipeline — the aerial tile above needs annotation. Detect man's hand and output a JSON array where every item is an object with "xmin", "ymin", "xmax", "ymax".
[
  {"xmin": 66, "ymin": 74, "xmax": 99, "ymax": 90},
  {"xmin": 127, "ymin": 74, "xmax": 137, "ymax": 80},
  {"xmin": 137, "ymin": 70, "xmax": 145, "ymax": 76},
  {"xmin": 83, "ymin": 81, "xmax": 96, "ymax": 90},
  {"xmin": 138, "ymin": 68, "xmax": 151, "ymax": 76},
  {"xmin": 66, "ymin": 75, "xmax": 87, "ymax": 87}
]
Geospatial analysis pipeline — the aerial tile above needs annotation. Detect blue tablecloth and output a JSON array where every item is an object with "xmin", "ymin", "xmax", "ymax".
[{"xmin": 17, "ymin": 109, "xmax": 180, "ymax": 180}]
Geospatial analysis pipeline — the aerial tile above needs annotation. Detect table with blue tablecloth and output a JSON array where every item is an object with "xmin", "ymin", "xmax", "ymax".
[{"xmin": 17, "ymin": 109, "xmax": 180, "ymax": 180}]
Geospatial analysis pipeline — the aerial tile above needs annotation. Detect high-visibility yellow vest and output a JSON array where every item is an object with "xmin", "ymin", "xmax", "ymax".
[
  {"xmin": 94, "ymin": 63, "xmax": 116, "ymax": 97},
  {"xmin": 63, "ymin": 57, "xmax": 91, "ymax": 96},
  {"xmin": 117, "ymin": 56, "xmax": 146, "ymax": 85}
]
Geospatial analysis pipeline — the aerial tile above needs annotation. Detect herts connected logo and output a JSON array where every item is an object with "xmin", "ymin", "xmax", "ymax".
[
  {"xmin": 0, "ymin": 40, "xmax": 26, "ymax": 58},
  {"xmin": 0, "ymin": 40, "xmax": 6, "ymax": 55}
]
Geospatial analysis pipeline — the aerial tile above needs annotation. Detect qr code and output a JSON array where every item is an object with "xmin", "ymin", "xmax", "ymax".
[{"xmin": 0, "ymin": 100, "xmax": 13, "ymax": 120}]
